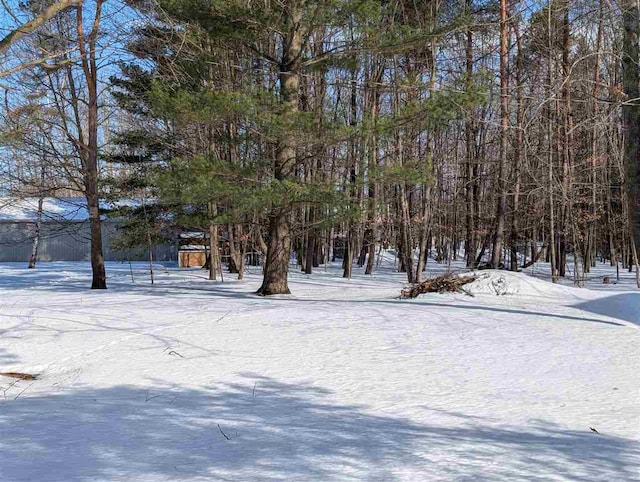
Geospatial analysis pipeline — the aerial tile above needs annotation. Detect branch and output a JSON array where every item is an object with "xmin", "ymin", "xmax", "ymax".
[
  {"xmin": 217, "ymin": 424, "xmax": 231, "ymax": 440},
  {"xmin": 0, "ymin": 50, "xmax": 78, "ymax": 79},
  {"xmin": 0, "ymin": 0, "xmax": 83, "ymax": 54}
]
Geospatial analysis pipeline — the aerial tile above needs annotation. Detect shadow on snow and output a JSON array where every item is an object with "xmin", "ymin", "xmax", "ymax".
[
  {"xmin": 0, "ymin": 375, "xmax": 637, "ymax": 481},
  {"xmin": 574, "ymin": 293, "xmax": 640, "ymax": 326}
]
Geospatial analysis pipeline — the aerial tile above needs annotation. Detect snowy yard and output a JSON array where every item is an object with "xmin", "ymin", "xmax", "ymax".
[{"xmin": 0, "ymin": 259, "xmax": 638, "ymax": 481}]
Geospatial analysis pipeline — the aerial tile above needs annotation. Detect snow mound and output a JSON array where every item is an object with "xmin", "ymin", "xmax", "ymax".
[
  {"xmin": 461, "ymin": 270, "xmax": 576, "ymax": 298},
  {"xmin": 461, "ymin": 271, "xmax": 522, "ymax": 295}
]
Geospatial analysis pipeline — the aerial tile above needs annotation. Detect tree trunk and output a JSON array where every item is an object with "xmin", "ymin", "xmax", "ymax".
[
  {"xmin": 304, "ymin": 232, "xmax": 315, "ymax": 274},
  {"xmin": 622, "ymin": 0, "xmax": 640, "ymax": 269},
  {"xmin": 208, "ymin": 203, "xmax": 218, "ymax": 280},
  {"xmin": 259, "ymin": 211, "xmax": 291, "ymax": 295},
  {"xmin": 587, "ymin": 0, "xmax": 604, "ymax": 273},
  {"xmin": 28, "ymin": 195, "xmax": 44, "ymax": 269},
  {"xmin": 559, "ymin": 1, "xmax": 573, "ymax": 279},
  {"xmin": 491, "ymin": 0, "xmax": 508, "ymax": 269},
  {"xmin": 257, "ymin": 0, "xmax": 301, "ymax": 295},
  {"xmin": 28, "ymin": 164, "xmax": 46, "ymax": 269},
  {"xmin": 343, "ymin": 59, "xmax": 359, "ymax": 279},
  {"xmin": 464, "ymin": 0, "xmax": 476, "ymax": 269},
  {"xmin": 78, "ymin": 0, "xmax": 106, "ymax": 289},
  {"xmin": 87, "ymin": 191, "xmax": 106, "ymax": 289},
  {"xmin": 510, "ymin": 21, "xmax": 523, "ymax": 271},
  {"xmin": 547, "ymin": 1, "xmax": 558, "ymax": 282}
]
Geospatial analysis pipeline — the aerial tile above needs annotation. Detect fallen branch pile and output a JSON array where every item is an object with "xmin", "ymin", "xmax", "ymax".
[{"xmin": 401, "ymin": 274, "xmax": 476, "ymax": 298}]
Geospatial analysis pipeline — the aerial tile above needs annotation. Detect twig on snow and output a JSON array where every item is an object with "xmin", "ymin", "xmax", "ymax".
[
  {"xmin": 163, "ymin": 347, "xmax": 184, "ymax": 358},
  {"xmin": 145, "ymin": 392, "xmax": 163, "ymax": 402},
  {"xmin": 2, "ymin": 380, "xmax": 17, "ymax": 399},
  {"xmin": 215, "ymin": 311, "xmax": 232, "ymax": 323},
  {"xmin": 14, "ymin": 382, "xmax": 34, "ymax": 400},
  {"xmin": 217, "ymin": 424, "xmax": 231, "ymax": 440}
]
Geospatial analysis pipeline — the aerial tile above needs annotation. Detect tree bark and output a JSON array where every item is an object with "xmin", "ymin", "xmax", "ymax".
[
  {"xmin": 622, "ymin": 0, "xmax": 640, "ymax": 270},
  {"xmin": 464, "ymin": 0, "xmax": 476, "ymax": 269},
  {"xmin": 547, "ymin": 0, "xmax": 558, "ymax": 282},
  {"xmin": 28, "ymin": 163, "xmax": 46, "ymax": 269},
  {"xmin": 257, "ymin": 0, "xmax": 302, "ymax": 295},
  {"xmin": 77, "ymin": 0, "xmax": 106, "ymax": 289},
  {"xmin": 510, "ymin": 21, "xmax": 523, "ymax": 271},
  {"xmin": 28, "ymin": 195, "xmax": 44, "ymax": 269},
  {"xmin": 491, "ymin": 0, "xmax": 508, "ymax": 269}
]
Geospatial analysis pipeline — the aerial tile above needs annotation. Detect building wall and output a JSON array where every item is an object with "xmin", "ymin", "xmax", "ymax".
[{"xmin": 0, "ymin": 221, "xmax": 177, "ymax": 263}]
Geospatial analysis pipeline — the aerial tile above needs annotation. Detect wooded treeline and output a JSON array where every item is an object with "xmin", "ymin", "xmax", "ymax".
[{"xmin": 0, "ymin": 0, "xmax": 638, "ymax": 293}]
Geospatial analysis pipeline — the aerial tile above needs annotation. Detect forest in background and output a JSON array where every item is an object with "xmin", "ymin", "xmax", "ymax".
[{"xmin": 0, "ymin": 0, "xmax": 639, "ymax": 294}]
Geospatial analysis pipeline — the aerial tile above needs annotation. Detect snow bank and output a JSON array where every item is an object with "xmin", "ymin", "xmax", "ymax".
[
  {"xmin": 459, "ymin": 270, "xmax": 522, "ymax": 296},
  {"xmin": 461, "ymin": 270, "xmax": 577, "ymax": 298}
]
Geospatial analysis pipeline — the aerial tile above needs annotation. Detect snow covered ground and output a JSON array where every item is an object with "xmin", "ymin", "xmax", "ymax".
[{"xmin": 0, "ymin": 256, "xmax": 638, "ymax": 481}]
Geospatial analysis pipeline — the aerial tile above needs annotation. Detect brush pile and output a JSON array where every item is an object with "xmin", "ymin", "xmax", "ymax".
[{"xmin": 401, "ymin": 274, "xmax": 476, "ymax": 298}]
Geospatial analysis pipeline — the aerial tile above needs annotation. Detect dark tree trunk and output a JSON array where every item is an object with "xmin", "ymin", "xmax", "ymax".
[
  {"xmin": 77, "ymin": 0, "xmax": 106, "ymax": 289},
  {"xmin": 623, "ymin": 0, "xmax": 640, "ymax": 276},
  {"xmin": 510, "ymin": 21, "xmax": 523, "ymax": 271},
  {"xmin": 259, "ymin": 211, "xmax": 291, "ymax": 295},
  {"xmin": 257, "ymin": 0, "xmax": 302, "ymax": 295},
  {"xmin": 87, "ymin": 191, "xmax": 106, "ymax": 289},
  {"xmin": 491, "ymin": 0, "xmax": 508, "ymax": 269},
  {"xmin": 304, "ymin": 227, "xmax": 315, "ymax": 275},
  {"xmin": 464, "ymin": 7, "xmax": 476, "ymax": 269}
]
